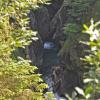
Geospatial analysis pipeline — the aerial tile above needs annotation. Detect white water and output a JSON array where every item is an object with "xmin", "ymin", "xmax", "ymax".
[
  {"xmin": 43, "ymin": 42, "xmax": 55, "ymax": 49},
  {"xmin": 45, "ymin": 77, "xmax": 66, "ymax": 100},
  {"xmin": 43, "ymin": 42, "xmax": 66, "ymax": 100}
]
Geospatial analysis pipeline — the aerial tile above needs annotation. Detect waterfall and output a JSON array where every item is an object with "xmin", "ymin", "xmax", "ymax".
[
  {"xmin": 43, "ymin": 41, "xmax": 66, "ymax": 100},
  {"xmin": 45, "ymin": 76, "xmax": 67, "ymax": 100},
  {"xmin": 43, "ymin": 42, "xmax": 55, "ymax": 49}
]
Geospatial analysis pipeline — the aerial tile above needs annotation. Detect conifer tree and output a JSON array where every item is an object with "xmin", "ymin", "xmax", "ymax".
[{"xmin": 0, "ymin": 0, "xmax": 55, "ymax": 99}]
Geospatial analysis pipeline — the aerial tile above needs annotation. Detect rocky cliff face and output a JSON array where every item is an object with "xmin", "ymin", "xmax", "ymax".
[
  {"xmin": 28, "ymin": 0, "xmax": 64, "ymax": 66},
  {"xmin": 28, "ymin": 0, "xmax": 100, "ymax": 96}
]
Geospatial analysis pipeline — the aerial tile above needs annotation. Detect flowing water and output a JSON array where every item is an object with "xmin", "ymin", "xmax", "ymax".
[{"xmin": 42, "ymin": 42, "xmax": 66, "ymax": 100}]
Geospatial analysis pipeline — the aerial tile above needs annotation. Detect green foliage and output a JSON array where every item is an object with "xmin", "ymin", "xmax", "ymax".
[
  {"xmin": 58, "ymin": 22, "xmax": 81, "ymax": 59},
  {"xmin": 60, "ymin": 0, "xmax": 100, "ymax": 99},
  {"xmin": 58, "ymin": 0, "xmax": 97, "ymax": 58},
  {"xmin": 63, "ymin": 23, "xmax": 81, "ymax": 34},
  {"xmin": 67, "ymin": 0, "xmax": 96, "ymax": 19},
  {"xmin": 0, "ymin": 0, "xmax": 55, "ymax": 99},
  {"xmin": 78, "ymin": 19, "xmax": 100, "ymax": 99}
]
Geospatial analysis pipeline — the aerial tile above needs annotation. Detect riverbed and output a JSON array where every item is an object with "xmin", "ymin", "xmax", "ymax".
[{"xmin": 41, "ymin": 41, "xmax": 67, "ymax": 100}]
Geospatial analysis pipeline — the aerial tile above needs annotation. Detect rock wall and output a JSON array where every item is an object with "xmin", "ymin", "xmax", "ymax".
[{"xmin": 28, "ymin": 0, "xmax": 64, "ymax": 66}]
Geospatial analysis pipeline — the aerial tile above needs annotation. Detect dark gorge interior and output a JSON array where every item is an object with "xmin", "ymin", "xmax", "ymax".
[{"xmin": 27, "ymin": 0, "xmax": 100, "ymax": 99}]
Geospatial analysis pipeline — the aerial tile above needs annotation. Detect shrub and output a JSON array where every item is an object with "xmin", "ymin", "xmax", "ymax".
[
  {"xmin": 76, "ymin": 19, "xmax": 100, "ymax": 99},
  {"xmin": 0, "ymin": 0, "xmax": 55, "ymax": 99}
]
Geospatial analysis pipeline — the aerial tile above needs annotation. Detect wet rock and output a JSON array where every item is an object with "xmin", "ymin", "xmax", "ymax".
[
  {"xmin": 28, "ymin": 6, "xmax": 50, "ymax": 66},
  {"xmin": 52, "ymin": 64, "xmax": 83, "ymax": 96},
  {"xmin": 34, "ymin": 6, "xmax": 50, "ymax": 41},
  {"xmin": 45, "ymin": 0, "xmax": 63, "ymax": 20},
  {"xmin": 50, "ymin": 0, "xmax": 70, "ymax": 43}
]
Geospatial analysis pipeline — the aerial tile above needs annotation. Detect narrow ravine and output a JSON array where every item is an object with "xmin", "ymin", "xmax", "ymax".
[
  {"xmin": 40, "ymin": 41, "xmax": 67, "ymax": 100},
  {"xmin": 41, "ymin": 41, "xmax": 58, "ymax": 75},
  {"xmin": 28, "ymin": 0, "xmax": 98, "ymax": 99}
]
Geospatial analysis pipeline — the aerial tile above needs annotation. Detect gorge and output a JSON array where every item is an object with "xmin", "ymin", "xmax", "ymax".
[{"xmin": 26, "ymin": 0, "xmax": 100, "ymax": 99}]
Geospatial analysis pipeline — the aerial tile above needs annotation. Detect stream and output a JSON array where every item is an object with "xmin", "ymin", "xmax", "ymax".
[{"xmin": 41, "ymin": 41, "xmax": 66, "ymax": 100}]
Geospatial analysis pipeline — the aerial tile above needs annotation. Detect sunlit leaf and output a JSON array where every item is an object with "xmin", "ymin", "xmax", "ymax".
[{"xmin": 75, "ymin": 87, "xmax": 85, "ymax": 96}]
